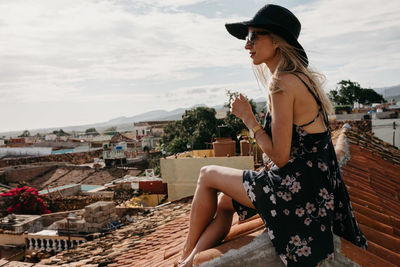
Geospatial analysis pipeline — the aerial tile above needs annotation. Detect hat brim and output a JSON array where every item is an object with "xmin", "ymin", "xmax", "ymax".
[{"xmin": 225, "ymin": 21, "xmax": 308, "ymax": 66}]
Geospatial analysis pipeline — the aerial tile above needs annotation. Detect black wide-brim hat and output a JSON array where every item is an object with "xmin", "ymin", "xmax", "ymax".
[{"xmin": 225, "ymin": 4, "xmax": 308, "ymax": 66}]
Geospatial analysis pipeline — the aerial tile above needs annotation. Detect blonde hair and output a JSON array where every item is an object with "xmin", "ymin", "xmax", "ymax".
[{"xmin": 252, "ymin": 33, "xmax": 333, "ymax": 117}]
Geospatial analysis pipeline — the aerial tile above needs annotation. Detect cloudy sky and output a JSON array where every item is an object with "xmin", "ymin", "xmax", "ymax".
[{"xmin": 0, "ymin": 0, "xmax": 399, "ymax": 133}]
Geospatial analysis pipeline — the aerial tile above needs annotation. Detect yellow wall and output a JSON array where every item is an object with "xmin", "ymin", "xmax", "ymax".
[
  {"xmin": 175, "ymin": 149, "xmax": 214, "ymax": 158},
  {"xmin": 160, "ymin": 156, "xmax": 254, "ymax": 201},
  {"xmin": 191, "ymin": 149, "xmax": 214, "ymax": 158}
]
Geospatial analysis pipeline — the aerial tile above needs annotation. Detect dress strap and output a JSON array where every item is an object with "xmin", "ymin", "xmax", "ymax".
[
  {"xmin": 297, "ymin": 111, "xmax": 321, "ymax": 128},
  {"xmin": 292, "ymin": 72, "xmax": 330, "ymax": 130}
]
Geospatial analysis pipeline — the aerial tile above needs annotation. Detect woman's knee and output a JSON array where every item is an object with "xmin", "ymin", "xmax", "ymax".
[
  {"xmin": 217, "ymin": 193, "xmax": 234, "ymax": 213},
  {"xmin": 198, "ymin": 165, "xmax": 217, "ymax": 187}
]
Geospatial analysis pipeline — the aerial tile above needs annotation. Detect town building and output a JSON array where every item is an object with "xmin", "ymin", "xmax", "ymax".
[{"xmin": 133, "ymin": 121, "xmax": 174, "ymax": 139}]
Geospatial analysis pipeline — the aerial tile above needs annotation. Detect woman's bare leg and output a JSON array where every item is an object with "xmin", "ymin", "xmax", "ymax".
[
  {"xmin": 179, "ymin": 165, "xmax": 255, "ymax": 266},
  {"xmin": 180, "ymin": 194, "xmax": 235, "ymax": 267},
  {"xmin": 180, "ymin": 169, "xmax": 218, "ymax": 261}
]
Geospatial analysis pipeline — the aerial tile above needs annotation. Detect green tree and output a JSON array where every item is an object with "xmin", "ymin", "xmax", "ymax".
[
  {"xmin": 358, "ymin": 88, "xmax": 385, "ymax": 105},
  {"xmin": 161, "ymin": 107, "xmax": 218, "ymax": 154},
  {"xmin": 161, "ymin": 120, "xmax": 184, "ymax": 146},
  {"xmin": 85, "ymin": 128, "xmax": 99, "ymax": 136},
  {"xmin": 18, "ymin": 130, "xmax": 31, "ymax": 137},
  {"xmin": 103, "ymin": 126, "xmax": 118, "ymax": 135},
  {"xmin": 53, "ymin": 129, "xmax": 70, "ymax": 136},
  {"xmin": 329, "ymin": 80, "xmax": 385, "ymax": 105},
  {"xmin": 181, "ymin": 107, "xmax": 218, "ymax": 149},
  {"xmin": 223, "ymin": 90, "xmax": 259, "ymax": 140}
]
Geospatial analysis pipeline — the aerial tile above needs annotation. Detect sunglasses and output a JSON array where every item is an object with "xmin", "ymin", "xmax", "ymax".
[{"xmin": 246, "ymin": 31, "xmax": 271, "ymax": 45}]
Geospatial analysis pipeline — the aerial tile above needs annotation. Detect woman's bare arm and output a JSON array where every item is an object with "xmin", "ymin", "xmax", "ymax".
[{"xmin": 230, "ymin": 79, "xmax": 294, "ymax": 167}]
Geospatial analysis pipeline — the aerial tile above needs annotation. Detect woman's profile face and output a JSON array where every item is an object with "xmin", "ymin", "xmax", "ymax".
[{"xmin": 245, "ymin": 27, "xmax": 278, "ymax": 65}]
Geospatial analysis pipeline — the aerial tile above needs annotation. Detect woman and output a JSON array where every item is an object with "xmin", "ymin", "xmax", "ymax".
[{"xmin": 179, "ymin": 4, "xmax": 367, "ymax": 267}]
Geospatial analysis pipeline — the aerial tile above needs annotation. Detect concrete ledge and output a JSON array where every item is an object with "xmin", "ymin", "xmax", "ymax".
[{"xmin": 195, "ymin": 230, "xmax": 359, "ymax": 267}]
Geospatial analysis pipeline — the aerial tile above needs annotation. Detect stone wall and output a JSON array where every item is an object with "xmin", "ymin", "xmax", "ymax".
[
  {"xmin": 0, "ymin": 149, "xmax": 103, "ymax": 168},
  {"xmin": 55, "ymin": 201, "xmax": 118, "ymax": 233},
  {"xmin": 1, "ymin": 164, "xmax": 60, "ymax": 183},
  {"xmin": 83, "ymin": 201, "xmax": 118, "ymax": 232},
  {"xmin": 40, "ymin": 209, "xmax": 84, "ymax": 228},
  {"xmin": 47, "ymin": 195, "xmax": 113, "ymax": 212}
]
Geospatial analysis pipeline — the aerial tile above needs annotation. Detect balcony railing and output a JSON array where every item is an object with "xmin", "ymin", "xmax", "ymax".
[{"xmin": 25, "ymin": 235, "xmax": 86, "ymax": 252}]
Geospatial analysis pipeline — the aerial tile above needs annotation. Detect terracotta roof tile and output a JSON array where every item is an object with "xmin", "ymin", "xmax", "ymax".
[
  {"xmin": 363, "ymin": 239, "xmax": 400, "ymax": 266},
  {"xmin": 340, "ymin": 238, "xmax": 397, "ymax": 267},
  {"xmin": 109, "ymin": 126, "xmax": 400, "ymax": 266},
  {"xmin": 38, "ymin": 199, "xmax": 191, "ymax": 266},
  {"xmin": 112, "ymin": 213, "xmax": 189, "ymax": 266},
  {"xmin": 26, "ymin": 124, "xmax": 400, "ymax": 267},
  {"xmin": 334, "ymin": 125, "xmax": 400, "ymax": 265},
  {"xmin": 359, "ymin": 224, "xmax": 400, "ymax": 254},
  {"xmin": 3, "ymin": 262, "xmax": 33, "ymax": 267},
  {"xmin": 192, "ymin": 126, "xmax": 400, "ymax": 266}
]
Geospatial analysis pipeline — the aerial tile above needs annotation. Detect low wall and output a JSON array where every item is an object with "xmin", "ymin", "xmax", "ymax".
[
  {"xmin": 0, "ymin": 149, "xmax": 103, "ymax": 168},
  {"xmin": 0, "ymin": 233, "xmax": 25, "ymax": 246},
  {"xmin": 1, "ymin": 164, "xmax": 60, "ymax": 183},
  {"xmin": 40, "ymin": 209, "xmax": 84, "ymax": 228},
  {"xmin": 376, "ymin": 111, "xmax": 398, "ymax": 119},
  {"xmin": 330, "ymin": 119, "xmax": 372, "ymax": 133},
  {"xmin": 41, "ymin": 184, "xmax": 82, "ymax": 197},
  {"xmin": 0, "ymin": 147, "xmax": 52, "ymax": 157},
  {"xmin": 47, "ymin": 195, "xmax": 113, "ymax": 212},
  {"xmin": 160, "ymin": 156, "xmax": 254, "ymax": 201}
]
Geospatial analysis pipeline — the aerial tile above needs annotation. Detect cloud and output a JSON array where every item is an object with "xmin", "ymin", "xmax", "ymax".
[
  {"xmin": 0, "ymin": 0, "xmax": 250, "ymax": 106},
  {"xmin": 294, "ymin": 0, "xmax": 400, "ymax": 88},
  {"xmin": 162, "ymin": 81, "xmax": 263, "ymax": 108},
  {"xmin": 1, "ymin": 0, "xmax": 399, "ymax": 132},
  {"xmin": 131, "ymin": 0, "xmax": 208, "ymax": 9}
]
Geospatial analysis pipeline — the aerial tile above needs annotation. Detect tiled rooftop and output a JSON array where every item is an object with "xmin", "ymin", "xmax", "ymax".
[
  {"xmin": 338, "ymin": 137, "xmax": 400, "ymax": 265},
  {"xmin": 38, "ymin": 199, "xmax": 191, "ymax": 266},
  {"xmin": 6, "ymin": 122, "xmax": 395, "ymax": 267},
  {"xmin": 108, "ymin": 125, "xmax": 400, "ymax": 267}
]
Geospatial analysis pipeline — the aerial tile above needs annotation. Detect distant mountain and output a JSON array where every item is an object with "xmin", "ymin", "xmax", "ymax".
[
  {"xmin": 0, "ymin": 106, "xmax": 219, "ymax": 137},
  {"xmin": 374, "ymin": 84, "xmax": 400, "ymax": 100}
]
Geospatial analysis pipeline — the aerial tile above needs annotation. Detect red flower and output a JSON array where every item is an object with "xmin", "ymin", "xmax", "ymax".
[{"xmin": 2, "ymin": 186, "xmax": 51, "ymax": 215}]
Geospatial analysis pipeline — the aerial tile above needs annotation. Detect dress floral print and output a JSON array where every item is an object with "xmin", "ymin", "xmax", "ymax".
[{"xmin": 232, "ymin": 77, "xmax": 367, "ymax": 266}]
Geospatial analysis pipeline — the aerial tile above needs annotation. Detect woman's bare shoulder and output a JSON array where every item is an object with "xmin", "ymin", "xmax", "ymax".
[{"xmin": 275, "ymin": 72, "xmax": 308, "ymax": 95}]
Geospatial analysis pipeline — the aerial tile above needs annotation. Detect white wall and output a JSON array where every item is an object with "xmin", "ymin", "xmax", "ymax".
[{"xmin": 0, "ymin": 147, "xmax": 52, "ymax": 157}]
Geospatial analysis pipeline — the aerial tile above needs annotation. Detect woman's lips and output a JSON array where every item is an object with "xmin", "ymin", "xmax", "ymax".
[{"xmin": 250, "ymin": 52, "xmax": 256, "ymax": 57}]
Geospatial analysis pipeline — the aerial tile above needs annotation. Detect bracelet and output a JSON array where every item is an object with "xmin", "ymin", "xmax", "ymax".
[
  {"xmin": 251, "ymin": 124, "xmax": 262, "ymax": 134},
  {"xmin": 250, "ymin": 124, "xmax": 263, "ymax": 138},
  {"xmin": 254, "ymin": 127, "xmax": 264, "ymax": 139}
]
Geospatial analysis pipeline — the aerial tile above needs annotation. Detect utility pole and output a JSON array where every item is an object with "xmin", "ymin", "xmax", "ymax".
[{"xmin": 393, "ymin": 121, "xmax": 396, "ymax": 146}]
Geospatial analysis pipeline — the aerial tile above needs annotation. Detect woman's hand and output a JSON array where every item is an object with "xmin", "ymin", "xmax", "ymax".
[{"xmin": 230, "ymin": 93, "xmax": 255, "ymax": 124}]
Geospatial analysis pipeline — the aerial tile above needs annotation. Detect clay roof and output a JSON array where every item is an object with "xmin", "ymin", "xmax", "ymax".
[
  {"xmin": 39, "ymin": 199, "xmax": 191, "ymax": 266},
  {"xmin": 26, "ymin": 123, "xmax": 400, "ymax": 267},
  {"xmin": 0, "ymin": 260, "xmax": 58, "ymax": 267},
  {"xmin": 337, "ymin": 131, "xmax": 400, "ymax": 265},
  {"xmin": 121, "ymin": 132, "xmax": 135, "ymax": 140},
  {"xmin": 107, "ymin": 126, "xmax": 400, "ymax": 267}
]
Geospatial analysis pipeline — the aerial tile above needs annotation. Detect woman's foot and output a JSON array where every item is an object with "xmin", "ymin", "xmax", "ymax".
[
  {"xmin": 177, "ymin": 256, "xmax": 194, "ymax": 267},
  {"xmin": 178, "ymin": 243, "xmax": 194, "ymax": 264},
  {"xmin": 177, "ymin": 245, "xmax": 197, "ymax": 267}
]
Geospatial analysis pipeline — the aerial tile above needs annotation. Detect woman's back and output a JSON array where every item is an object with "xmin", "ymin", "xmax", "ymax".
[{"xmin": 276, "ymin": 72, "xmax": 327, "ymax": 134}]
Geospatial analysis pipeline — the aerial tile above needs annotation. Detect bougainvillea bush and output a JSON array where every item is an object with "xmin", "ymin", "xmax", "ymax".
[{"xmin": 0, "ymin": 186, "xmax": 51, "ymax": 215}]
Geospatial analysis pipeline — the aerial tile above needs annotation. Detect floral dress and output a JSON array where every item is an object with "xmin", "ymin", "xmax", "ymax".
[{"xmin": 232, "ymin": 76, "xmax": 368, "ymax": 266}]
